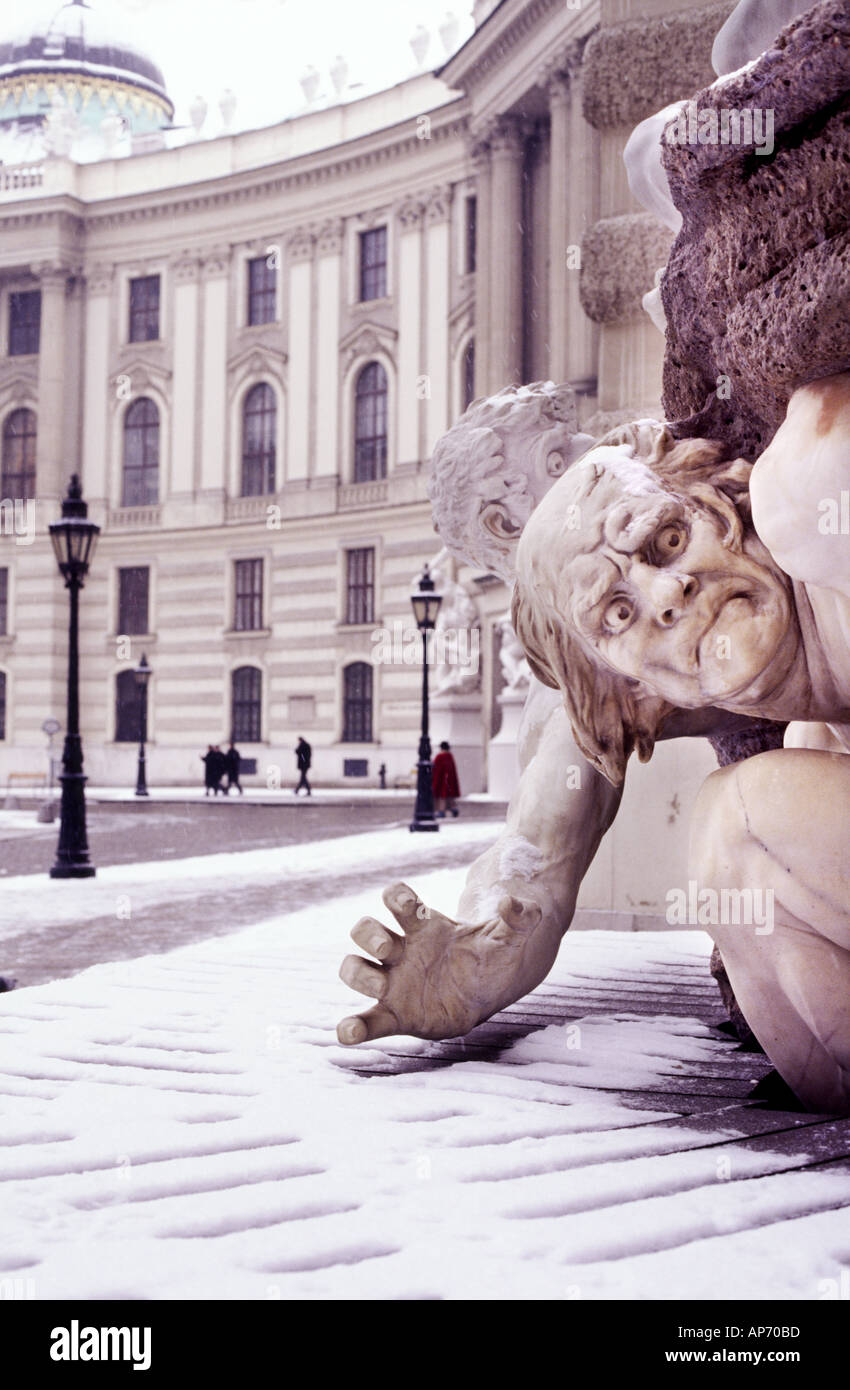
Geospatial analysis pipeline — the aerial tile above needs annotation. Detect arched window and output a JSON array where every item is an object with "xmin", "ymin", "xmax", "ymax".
[
  {"xmin": 241, "ymin": 384, "xmax": 276, "ymax": 497},
  {"xmin": 115, "ymin": 669, "xmax": 143, "ymax": 743},
  {"xmin": 343, "ymin": 661, "xmax": 372, "ymax": 742},
  {"xmin": 1, "ymin": 409, "xmax": 36, "ymax": 500},
  {"xmin": 232, "ymin": 666, "xmax": 262, "ymax": 742},
  {"xmin": 353, "ymin": 363, "xmax": 388, "ymax": 483},
  {"xmin": 0, "ymin": 671, "xmax": 6, "ymax": 740},
  {"xmin": 462, "ymin": 338, "xmax": 475, "ymax": 410},
  {"xmin": 122, "ymin": 398, "xmax": 159, "ymax": 507}
]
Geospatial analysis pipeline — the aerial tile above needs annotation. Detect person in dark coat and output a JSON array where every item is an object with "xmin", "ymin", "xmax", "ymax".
[
  {"xmin": 225, "ymin": 743, "xmax": 243, "ymax": 795},
  {"xmin": 201, "ymin": 745, "xmax": 219, "ymax": 796},
  {"xmin": 432, "ymin": 740, "xmax": 460, "ymax": 817},
  {"xmin": 211, "ymin": 746, "xmax": 227, "ymax": 795},
  {"xmin": 294, "ymin": 737, "xmax": 312, "ymax": 796}
]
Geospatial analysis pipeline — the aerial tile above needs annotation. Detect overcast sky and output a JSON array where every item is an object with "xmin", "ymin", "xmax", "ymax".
[{"xmin": 103, "ymin": 0, "xmax": 475, "ymax": 133}]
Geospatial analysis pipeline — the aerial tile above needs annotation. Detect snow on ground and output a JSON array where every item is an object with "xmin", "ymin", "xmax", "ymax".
[
  {"xmin": 2, "ymin": 842, "xmax": 850, "ymax": 1300},
  {"xmin": 0, "ymin": 822, "xmax": 500, "ymax": 935}
]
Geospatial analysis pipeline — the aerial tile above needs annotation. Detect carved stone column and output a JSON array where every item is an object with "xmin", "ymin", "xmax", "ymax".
[
  {"xmin": 470, "ymin": 139, "xmax": 491, "ymax": 398},
  {"xmin": 488, "ymin": 118, "xmax": 525, "ymax": 390}
]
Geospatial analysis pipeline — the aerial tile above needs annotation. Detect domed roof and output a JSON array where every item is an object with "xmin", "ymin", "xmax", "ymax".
[{"xmin": 0, "ymin": 1, "xmax": 171, "ymax": 112}]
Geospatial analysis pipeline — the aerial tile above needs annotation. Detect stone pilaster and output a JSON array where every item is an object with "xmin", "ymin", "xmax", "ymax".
[
  {"xmin": 470, "ymin": 139, "xmax": 491, "ymax": 398},
  {"xmin": 488, "ymin": 118, "xmax": 524, "ymax": 390},
  {"xmin": 32, "ymin": 261, "xmax": 72, "ymax": 503}
]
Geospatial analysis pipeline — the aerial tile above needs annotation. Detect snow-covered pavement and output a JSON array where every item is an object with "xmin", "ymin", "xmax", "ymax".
[{"xmin": 2, "ymin": 832, "xmax": 850, "ymax": 1300}]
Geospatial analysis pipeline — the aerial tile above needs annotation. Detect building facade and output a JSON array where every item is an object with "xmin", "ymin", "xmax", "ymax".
[{"xmin": 0, "ymin": 0, "xmax": 730, "ymax": 808}]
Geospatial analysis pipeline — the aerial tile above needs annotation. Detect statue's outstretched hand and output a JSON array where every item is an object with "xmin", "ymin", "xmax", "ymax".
[{"xmin": 337, "ymin": 881, "xmax": 542, "ymax": 1045}]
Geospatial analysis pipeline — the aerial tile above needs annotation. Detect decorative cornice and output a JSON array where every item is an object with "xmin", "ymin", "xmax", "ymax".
[
  {"xmin": 339, "ymin": 320, "xmax": 398, "ymax": 370},
  {"xmin": 442, "ymin": 0, "xmax": 591, "ymax": 94},
  {"xmin": 0, "ymin": 111, "xmax": 469, "ymax": 235},
  {"xmin": 0, "ymin": 368, "xmax": 39, "ymax": 407},
  {"xmin": 110, "ymin": 355, "xmax": 172, "ymax": 397},
  {"xmin": 227, "ymin": 342, "xmax": 288, "ymax": 390}
]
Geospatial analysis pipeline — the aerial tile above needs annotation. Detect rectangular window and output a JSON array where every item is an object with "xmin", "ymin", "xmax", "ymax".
[
  {"xmin": 0, "ymin": 568, "xmax": 7, "ymax": 635},
  {"xmin": 359, "ymin": 227, "xmax": 387, "ymax": 302},
  {"xmin": 234, "ymin": 558, "xmax": 264, "ymax": 631},
  {"xmin": 465, "ymin": 196, "xmax": 477, "ymax": 275},
  {"xmin": 247, "ymin": 256, "xmax": 277, "ymax": 326},
  {"xmin": 128, "ymin": 275, "xmax": 160, "ymax": 342},
  {"xmin": 9, "ymin": 291, "xmax": 41, "ymax": 356},
  {"xmin": 117, "ymin": 566, "xmax": 150, "ymax": 635},
  {"xmin": 345, "ymin": 548, "xmax": 374, "ymax": 625}
]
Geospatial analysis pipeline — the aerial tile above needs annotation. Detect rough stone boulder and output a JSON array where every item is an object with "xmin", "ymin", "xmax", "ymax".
[{"xmin": 660, "ymin": 0, "xmax": 850, "ymax": 459}]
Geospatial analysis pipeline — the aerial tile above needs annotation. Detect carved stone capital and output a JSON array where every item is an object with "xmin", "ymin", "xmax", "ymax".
[
  {"xmin": 84, "ymin": 263, "xmax": 115, "ymax": 295},
  {"xmin": 202, "ymin": 246, "xmax": 231, "ymax": 277},
  {"xmin": 287, "ymin": 227, "xmax": 316, "ymax": 262},
  {"xmin": 488, "ymin": 117, "xmax": 524, "ymax": 157},
  {"xmin": 424, "ymin": 183, "xmax": 452, "ymax": 225},
  {"xmin": 395, "ymin": 194, "xmax": 426, "ymax": 229},
  {"xmin": 30, "ymin": 259, "xmax": 73, "ymax": 290},
  {"xmin": 171, "ymin": 253, "xmax": 202, "ymax": 283},
  {"xmin": 316, "ymin": 218, "xmax": 344, "ymax": 254}
]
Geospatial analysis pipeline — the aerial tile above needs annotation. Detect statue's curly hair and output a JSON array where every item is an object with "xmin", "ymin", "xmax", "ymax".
[
  {"xmin": 511, "ymin": 424, "xmax": 754, "ymax": 784},
  {"xmin": 427, "ymin": 381, "xmax": 589, "ymax": 577}
]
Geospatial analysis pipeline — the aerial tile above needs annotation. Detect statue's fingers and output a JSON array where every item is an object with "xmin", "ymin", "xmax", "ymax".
[
  {"xmin": 337, "ymin": 1004, "xmax": 399, "ymax": 1046},
  {"xmin": 382, "ymin": 882, "xmax": 434, "ymax": 934},
  {"xmin": 339, "ymin": 954, "xmax": 388, "ymax": 1000},
  {"xmin": 351, "ymin": 917, "xmax": 404, "ymax": 964},
  {"xmin": 497, "ymin": 895, "xmax": 543, "ymax": 933}
]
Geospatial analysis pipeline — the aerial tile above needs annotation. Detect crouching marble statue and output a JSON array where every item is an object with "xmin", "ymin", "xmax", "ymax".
[
  {"xmin": 338, "ymin": 373, "xmax": 850, "ymax": 1113},
  {"xmin": 336, "ymin": 386, "xmax": 757, "ymax": 1081},
  {"xmin": 509, "ymin": 374, "xmax": 850, "ymax": 1113}
]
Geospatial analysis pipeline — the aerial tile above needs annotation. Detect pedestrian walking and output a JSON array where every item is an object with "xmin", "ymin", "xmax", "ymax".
[
  {"xmin": 432, "ymin": 740, "xmax": 460, "ymax": 817},
  {"xmin": 201, "ymin": 745, "xmax": 218, "ymax": 796},
  {"xmin": 225, "ymin": 743, "xmax": 243, "ymax": 796},
  {"xmin": 211, "ymin": 745, "xmax": 228, "ymax": 795},
  {"xmin": 294, "ymin": 736, "xmax": 312, "ymax": 796}
]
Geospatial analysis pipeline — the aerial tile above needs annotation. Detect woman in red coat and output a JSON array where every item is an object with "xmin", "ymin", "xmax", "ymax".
[{"xmin": 432, "ymin": 741, "xmax": 460, "ymax": 818}]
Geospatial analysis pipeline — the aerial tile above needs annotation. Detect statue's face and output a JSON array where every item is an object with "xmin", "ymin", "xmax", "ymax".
[
  {"xmin": 523, "ymin": 422, "xmax": 593, "ymax": 510},
  {"xmin": 562, "ymin": 473, "xmax": 794, "ymax": 708}
]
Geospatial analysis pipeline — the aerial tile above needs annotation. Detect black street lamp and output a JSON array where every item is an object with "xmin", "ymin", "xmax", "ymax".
[
  {"xmin": 133, "ymin": 653, "xmax": 152, "ymax": 797},
  {"xmin": 48, "ymin": 475, "xmax": 99, "ymax": 878},
  {"xmin": 409, "ymin": 563, "xmax": 443, "ymax": 833}
]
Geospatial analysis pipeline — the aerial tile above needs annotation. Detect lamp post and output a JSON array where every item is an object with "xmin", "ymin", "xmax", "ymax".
[
  {"xmin": 48, "ymin": 476, "xmax": 99, "ymax": 878},
  {"xmin": 133, "ymin": 653, "xmax": 151, "ymax": 797},
  {"xmin": 409, "ymin": 563, "xmax": 442, "ymax": 833}
]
